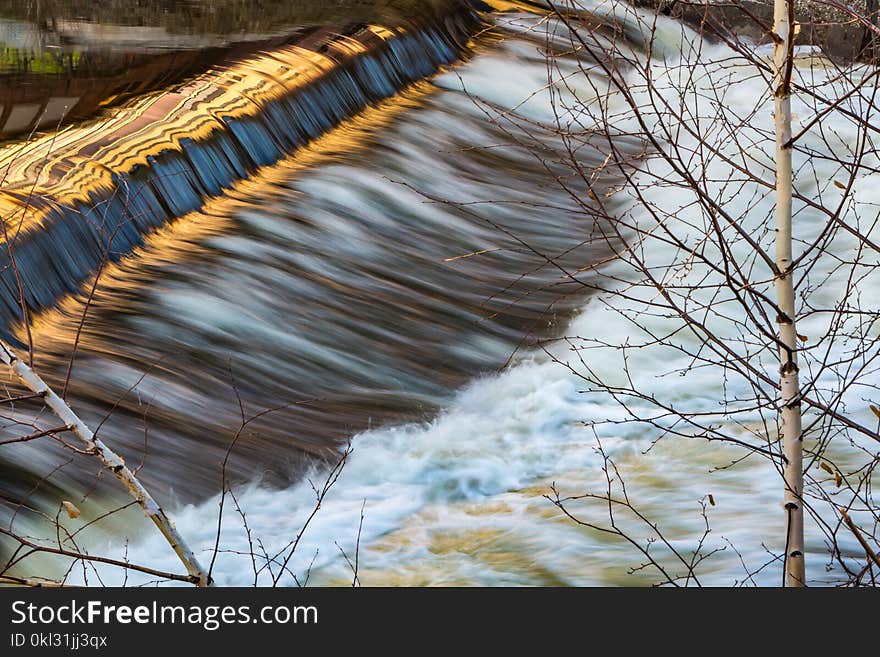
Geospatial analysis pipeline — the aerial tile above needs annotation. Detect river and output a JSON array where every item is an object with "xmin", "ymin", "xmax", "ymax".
[{"xmin": 1, "ymin": 0, "xmax": 875, "ymax": 586}]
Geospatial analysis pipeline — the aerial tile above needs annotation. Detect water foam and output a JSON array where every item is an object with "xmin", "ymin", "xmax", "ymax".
[{"xmin": 55, "ymin": 3, "xmax": 880, "ymax": 586}]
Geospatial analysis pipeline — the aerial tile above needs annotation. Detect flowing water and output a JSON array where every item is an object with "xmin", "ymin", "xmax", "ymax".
[{"xmin": 1, "ymin": 1, "xmax": 875, "ymax": 586}]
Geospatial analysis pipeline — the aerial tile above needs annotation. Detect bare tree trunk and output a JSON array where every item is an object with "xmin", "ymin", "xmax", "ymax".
[
  {"xmin": 0, "ymin": 341, "xmax": 211, "ymax": 587},
  {"xmin": 772, "ymin": 0, "xmax": 806, "ymax": 587}
]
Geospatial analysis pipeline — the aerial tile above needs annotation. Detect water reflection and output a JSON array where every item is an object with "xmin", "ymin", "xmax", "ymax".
[
  {"xmin": 1, "ymin": 0, "xmax": 454, "ymax": 41},
  {"xmin": 0, "ymin": 0, "xmax": 456, "ymax": 137},
  {"xmin": 0, "ymin": 13, "xmax": 620, "ymax": 520},
  {"xmin": 0, "ymin": 6, "xmax": 631, "ymax": 586},
  {"xmin": 0, "ymin": 10, "xmax": 478, "ymax": 328}
]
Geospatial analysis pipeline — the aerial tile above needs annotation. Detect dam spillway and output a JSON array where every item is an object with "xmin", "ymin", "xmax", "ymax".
[{"xmin": 0, "ymin": 3, "xmax": 484, "ymax": 331}]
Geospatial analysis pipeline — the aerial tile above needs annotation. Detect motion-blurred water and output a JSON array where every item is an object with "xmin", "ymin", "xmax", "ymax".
[
  {"xmin": 0, "ymin": 3, "xmax": 636, "ymax": 582},
  {"xmin": 2, "ymin": 2, "xmax": 874, "ymax": 586}
]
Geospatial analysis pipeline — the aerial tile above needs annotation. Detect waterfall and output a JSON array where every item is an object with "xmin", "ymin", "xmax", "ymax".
[{"xmin": 0, "ymin": 3, "xmax": 484, "ymax": 334}]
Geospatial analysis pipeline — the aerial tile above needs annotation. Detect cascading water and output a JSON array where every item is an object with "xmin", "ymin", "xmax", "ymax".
[
  {"xmin": 0, "ymin": 6, "xmax": 483, "ymax": 324},
  {"xmin": 1, "ymin": 1, "xmax": 876, "ymax": 586},
  {"xmin": 0, "ymin": 1, "xmax": 630, "ymax": 581}
]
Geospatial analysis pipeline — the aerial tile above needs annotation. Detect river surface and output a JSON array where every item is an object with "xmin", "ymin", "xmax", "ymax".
[{"xmin": 1, "ymin": 1, "xmax": 874, "ymax": 586}]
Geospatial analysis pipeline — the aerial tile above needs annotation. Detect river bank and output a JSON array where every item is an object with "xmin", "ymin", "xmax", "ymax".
[{"xmin": 634, "ymin": 0, "xmax": 876, "ymax": 60}]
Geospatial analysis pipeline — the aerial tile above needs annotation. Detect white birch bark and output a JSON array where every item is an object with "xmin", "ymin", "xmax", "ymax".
[
  {"xmin": 772, "ymin": 0, "xmax": 806, "ymax": 587},
  {"xmin": 0, "ymin": 341, "xmax": 211, "ymax": 587}
]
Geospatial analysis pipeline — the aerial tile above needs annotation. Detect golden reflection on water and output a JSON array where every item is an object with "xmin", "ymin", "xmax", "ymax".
[
  {"xmin": 0, "ymin": 23, "xmax": 422, "ymax": 234},
  {"xmin": 23, "ymin": 83, "xmax": 435, "ymax": 352}
]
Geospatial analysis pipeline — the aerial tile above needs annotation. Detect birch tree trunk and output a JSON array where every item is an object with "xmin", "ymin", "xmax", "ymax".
[
  {"xmin": 0, "ymin": 341, "xmax": 211, "ymax": 587},
  {"xmin": 772, "ymin": 0, "xmax": 806, "ymax": 587}
]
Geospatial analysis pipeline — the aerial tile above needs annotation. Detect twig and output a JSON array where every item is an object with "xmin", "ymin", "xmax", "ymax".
[
  {"xmin": 841, "ymin": 509, "xmax": 880, "ymax": 570},
  {"xmin": 0, "ymin": 340, "xmax": 211, "ymax": 586}
]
